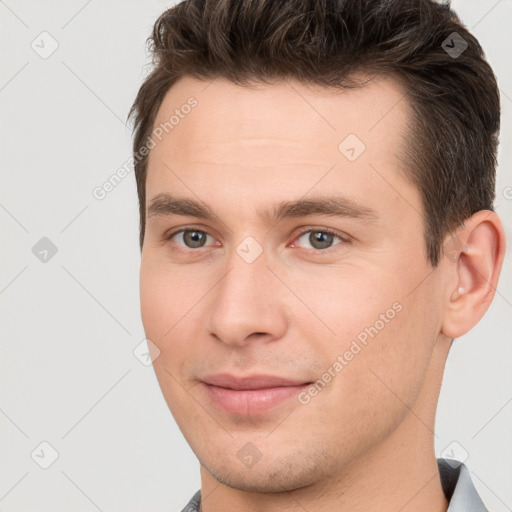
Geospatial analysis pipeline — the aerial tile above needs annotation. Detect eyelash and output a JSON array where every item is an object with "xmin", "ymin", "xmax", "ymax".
[{"xmin": 164, "ymin": 226, "xmax": 349, "ymax": 253}]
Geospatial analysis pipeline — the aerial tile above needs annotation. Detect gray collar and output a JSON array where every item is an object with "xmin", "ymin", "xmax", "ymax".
[{"xmin": 438, "ymin": 458, "xmax": 488, "ymax": 511}]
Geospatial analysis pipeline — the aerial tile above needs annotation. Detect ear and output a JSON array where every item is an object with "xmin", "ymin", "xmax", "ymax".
[{"xmin": 441, "ymin": 210, "xmax": 506, "ymax": 339}]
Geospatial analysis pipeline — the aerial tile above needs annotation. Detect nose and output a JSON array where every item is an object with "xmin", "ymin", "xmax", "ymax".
[{"xmin": 205, "ymin": 247, "xmax": 288, "ymax": 348}]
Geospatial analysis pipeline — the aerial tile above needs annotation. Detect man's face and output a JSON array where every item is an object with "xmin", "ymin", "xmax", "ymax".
[{"xmin": 140, "ymin": 75, "xmax": 447, "ymax": 491}]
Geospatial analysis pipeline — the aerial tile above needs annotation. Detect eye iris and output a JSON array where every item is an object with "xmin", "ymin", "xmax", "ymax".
[
  {"xmin": 184, "ymin": 230, "xmax": 206, "ymax": 248},
  {"xmin": 310, "ymin": 231, "xmax": 334, "ymax": 250}
]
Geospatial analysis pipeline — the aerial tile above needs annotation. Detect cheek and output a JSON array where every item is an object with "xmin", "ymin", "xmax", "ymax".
[
  {"xmin": 139, "ymin": 258, "xmax": 208, "ymax": 378},
  {"xmin": 301, "ymin": 299, "xmax": 435, "ymax": 458},
  {"xmin": 348, "ymin": 287, "xmax": 438, "ymax": 412},
  {"xmin": 312, "ymin": 263, "xmax": 439, "ymax": 408},
  {"xmin": 140, "ymin": 265, "xmax": 167, "ymax": 340},
  {"xmin": 139, "ymin": 259, "xmax": 187, "ymax": 360},
  {"xmin": 140, "ymin": 262, "xmax": 198, "ymax": 421},
  {"xmin": 140, "ymin": 255, "xmax": 194, "ymax": 338},
  {"xmin": 287, "ymin": 263, "xmax": 402, "ymax": 346}
]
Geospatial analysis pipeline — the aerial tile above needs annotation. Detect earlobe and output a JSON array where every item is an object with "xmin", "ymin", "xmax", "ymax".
[{"xmin": 441, "ymin": 210, "xmax": 506, "ymax": 339}]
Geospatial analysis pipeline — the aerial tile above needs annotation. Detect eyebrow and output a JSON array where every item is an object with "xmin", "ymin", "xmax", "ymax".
[{"xmin": 146, "ymin": 193, "xmax": 378, "ymax": 224}]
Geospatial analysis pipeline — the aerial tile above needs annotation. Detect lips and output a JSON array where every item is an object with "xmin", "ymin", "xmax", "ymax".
[
  {"xmin": 200, "ymin": 373, "xmax": 312, "ymax": 415},
  {"xmin": 202, "ymin": 373, "xmax": 310, "ymax": 390}
]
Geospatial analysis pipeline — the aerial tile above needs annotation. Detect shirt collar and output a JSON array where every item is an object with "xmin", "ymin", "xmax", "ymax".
[{"xmin": 438, "ymin": 458, "xmax": 488, "ymax": 511}]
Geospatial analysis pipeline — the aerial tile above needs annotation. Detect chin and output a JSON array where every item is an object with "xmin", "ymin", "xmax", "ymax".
[
  {"xmin": 201, "ymin": 448, "xmax": 337, "ymax": 493},
  {"xmin": 209, "ymin": 467, "xmax": 311, "ymax": 493}
]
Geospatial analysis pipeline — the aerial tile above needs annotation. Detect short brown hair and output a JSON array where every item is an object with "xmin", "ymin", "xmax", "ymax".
[{"xmin": 128, "ymin": 0, "xmax": 500, "ymax": 266}]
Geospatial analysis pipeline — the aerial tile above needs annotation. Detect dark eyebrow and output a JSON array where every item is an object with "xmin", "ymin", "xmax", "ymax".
[
  {"xmin": 147, "ymin": 193, "xmax": 214, "ymax": 219},
  {"xmin": 147, "ymin": 193, "xmax": 378, "ymax": 224},
  {"xmin": 261, "ymin": 196, "xmax": 378, "ymax": 224}
]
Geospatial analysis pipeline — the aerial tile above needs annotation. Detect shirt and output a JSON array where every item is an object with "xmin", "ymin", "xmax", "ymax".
[{"xmin": 179, "ymin": 458, "xmax": 488, "ymax": 512}]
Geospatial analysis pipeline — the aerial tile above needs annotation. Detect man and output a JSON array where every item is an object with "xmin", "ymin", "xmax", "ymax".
[{"xmin": 128, "ymin": 0, "xmax": 505, "ymax": 510}]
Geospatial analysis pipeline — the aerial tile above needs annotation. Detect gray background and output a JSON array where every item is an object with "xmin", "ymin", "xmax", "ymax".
[{"xmin": 1, "ymin": 1, "xmax": 511, "ymax": 511}]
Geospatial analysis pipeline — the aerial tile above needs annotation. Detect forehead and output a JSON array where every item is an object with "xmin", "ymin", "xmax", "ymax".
[
  {"xmin": 145, "ymin": 74, "xmax": 415, "ymax": 221},
  {"xmin": 149, "ymin": 74, "xmax": 409, "ymax": 161}
]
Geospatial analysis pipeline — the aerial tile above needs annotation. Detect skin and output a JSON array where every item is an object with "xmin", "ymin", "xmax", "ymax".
[{"xmin": 139, "ymin": 75, "xmax": 505, "ymax": 512}]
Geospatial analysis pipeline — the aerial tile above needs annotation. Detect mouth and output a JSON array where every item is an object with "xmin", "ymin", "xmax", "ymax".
[{"xmin": 200, "ymin": 374, "xmax": 313, "ymax": 416}]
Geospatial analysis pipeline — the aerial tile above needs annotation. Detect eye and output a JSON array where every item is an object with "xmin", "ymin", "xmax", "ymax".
[
  {"xmin": 167, "ymin": 229, "xmax": 217, "ymax": 249},
  {"xmin": 292, "ymin": 228, "xmax": 347, "ymax": 251},
  {"xmin": 164, "ymin": 227, "xmax": 348, "ymax": 253}
]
